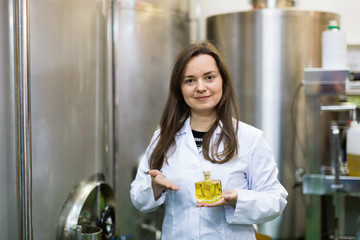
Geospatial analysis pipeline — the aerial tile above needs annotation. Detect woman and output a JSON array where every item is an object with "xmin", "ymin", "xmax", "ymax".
[{"xmin": 130, "ymin": 41, "xmax": 288, "ymax": 239}]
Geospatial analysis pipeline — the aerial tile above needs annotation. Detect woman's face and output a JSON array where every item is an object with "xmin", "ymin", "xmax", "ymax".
[{"xmin": 181, "ymin": 54, "xmax": 223, "ymax": 116}]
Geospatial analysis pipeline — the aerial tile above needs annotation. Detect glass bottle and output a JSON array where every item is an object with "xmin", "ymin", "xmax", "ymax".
[{"xmin": 195, "ymin": 170, "xmax": 222, "ymax": 203}]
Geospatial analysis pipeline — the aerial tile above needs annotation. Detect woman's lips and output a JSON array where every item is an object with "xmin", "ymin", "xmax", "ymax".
[{"xmin": 195, "ymin": 96, "xmax": 210, "ymax": 101}]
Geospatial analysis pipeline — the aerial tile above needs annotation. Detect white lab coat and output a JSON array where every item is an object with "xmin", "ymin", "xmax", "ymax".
[{"xmin": 130, "ymin": 118, "xmax": 288, "ymax": 240}]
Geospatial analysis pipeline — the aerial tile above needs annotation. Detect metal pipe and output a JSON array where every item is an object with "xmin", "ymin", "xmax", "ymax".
[
  {"xmin": 14, "ymin": 0, "xmax": 32, "ymax": 239},
  {"xmin": 330, "ymin": 124, "xmax": 342, "ymax": 188},
  {"xmin": 330, "ymin": 124, "xmax": 343, "ymax": 240},
  {"xmin": 320, "ymin": 104, "xmax": 356, "ymax": 112}
]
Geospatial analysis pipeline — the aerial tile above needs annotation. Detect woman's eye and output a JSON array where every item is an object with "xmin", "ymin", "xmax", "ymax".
[
  {"xmin": 184, "ymin": 79, "xmax": 194, "ymax": 84},
  {"xmin": 206, "ymin": 75, "xmax": 215, "ymax": 80}
]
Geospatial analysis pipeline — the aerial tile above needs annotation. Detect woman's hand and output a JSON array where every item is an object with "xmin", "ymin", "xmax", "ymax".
[
  {"xmin": 148, "ymin": 169, "xmax": 180, "ymax": 200},
  {"xmin": 196, "ymin": 189, "xmax": 238, "ymax": 208}
]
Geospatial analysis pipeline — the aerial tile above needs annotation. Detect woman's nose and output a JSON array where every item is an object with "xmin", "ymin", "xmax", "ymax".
[{"xmin": 196, "ymin": 80, "xmax": 206, "ymax": 92}]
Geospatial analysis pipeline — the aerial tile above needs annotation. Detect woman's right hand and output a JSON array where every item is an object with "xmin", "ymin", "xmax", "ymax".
[{"xmin": 148, "ymin": 170, "xmax": 180, "ymax": 200}]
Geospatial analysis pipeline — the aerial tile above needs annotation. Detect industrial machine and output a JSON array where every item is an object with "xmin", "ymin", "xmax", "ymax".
[
  {"xmin": 1, "ymin": 0, "xmax": 114, "ymax": 239},
  {"xmin": 302, "ymin": 68, "xmax": 360, "ymax": 239},
  {"xmin": 1, "ymin": 0, "xmax": 189, "ymax": 239}
]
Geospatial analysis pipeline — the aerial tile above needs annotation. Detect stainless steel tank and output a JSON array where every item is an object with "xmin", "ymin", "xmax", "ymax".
[
  {"xmin": 112, "ymin": 0, "xmax": 189, "ymax": 238},
  {"xmin": 1, "ymin": 0, "xmax": 113, "ymax": 239},
  {"xmin": 0, "ymin": 0, "xmax": 18, "ymax": 238},
  {"xmin": 207, "ymin": 8, "xmax": 340, "ymax": 239}
]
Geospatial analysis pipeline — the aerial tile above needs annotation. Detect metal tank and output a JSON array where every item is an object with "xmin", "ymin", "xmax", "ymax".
[
  {"xmin": 207, "ymin": 7, "xmax": 340, "ymax": 239},
  {"xmin": 112, "ymin": 0, "xmax": 189, "ymax": 239},
  {"xmin": 0, "ymin": 0, "xmax": 18, "ymax": 238},
  {"xmin": 0, "ymin": 0, "xmax": 114, "ymax": 239}
]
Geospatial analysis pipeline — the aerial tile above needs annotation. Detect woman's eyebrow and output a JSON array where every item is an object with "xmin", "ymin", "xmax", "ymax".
[
  {"xmin": 183, "ymin": 74, "xmax": 194, "ymax": 79},
  {"xmin": 203, "ymin": 71, "xmax": 216, "ymax": 75},
  {"xmin": 184, "ymin": 71, "xmax": 217, "ymax": 78}
]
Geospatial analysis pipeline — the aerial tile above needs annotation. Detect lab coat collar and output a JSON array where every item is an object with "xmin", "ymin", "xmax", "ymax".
[
  {"xmin": 176, "ymin": 117, "xmax": 222, "ymax": 136},
  {"xmin": 176, "ymin": 117, "xmax": 225, "ymax": 159}
]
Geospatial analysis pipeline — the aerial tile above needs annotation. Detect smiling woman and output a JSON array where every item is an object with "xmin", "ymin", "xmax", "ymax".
[
  {"xmin": 181, "ymin": 54, "xmax": 223, "ymax": 125},
  {"xmin": 130, "ymin": 41, "xmax": 288, "ymax": 240}
]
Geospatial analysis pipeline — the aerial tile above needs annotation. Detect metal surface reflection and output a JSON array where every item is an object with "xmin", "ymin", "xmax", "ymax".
[
  {"xmin": 0, "ymin": 0, "xmax": 18, "ymax": 239},
  {"xmin": 113, "ymin": 1, "xmax": 189, "ymax": 238}
]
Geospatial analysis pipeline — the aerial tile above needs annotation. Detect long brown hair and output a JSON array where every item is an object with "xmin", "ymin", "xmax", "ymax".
[{"xmin": 149, "ymin": 41, "xmax": 240, "ymax": 170}]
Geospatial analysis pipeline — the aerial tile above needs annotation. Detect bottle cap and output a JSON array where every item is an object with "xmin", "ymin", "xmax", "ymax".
[
  {"xmin": 328, "ymin": 20, "xmax": 340, "ymax": 30},
  {"xmin": 203, "ymin": 170, "xmax": 211, "ymax": 176}
]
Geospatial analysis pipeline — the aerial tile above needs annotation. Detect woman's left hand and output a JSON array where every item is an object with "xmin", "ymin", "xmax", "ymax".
[{"xmin": 196, "ymin": 189, "xmax": 238, "ymax": 208}]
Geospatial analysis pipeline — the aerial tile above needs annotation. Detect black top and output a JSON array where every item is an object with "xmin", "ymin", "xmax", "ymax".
[{"xmin": 192, "ymin": 129, "xmax": 206, "ymax": 148}]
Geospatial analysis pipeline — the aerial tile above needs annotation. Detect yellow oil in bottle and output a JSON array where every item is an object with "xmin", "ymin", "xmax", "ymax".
[
  {"xmin": 195, "ymin": 170, "xmax": 222, "ymax": 203},
  {"xmin": 346, "ymin": 121, "xmax": 360, "ymax": 177},
  {"xmin": 347, "ymin": 153, "xmax": 360, "ymax": 176}
]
